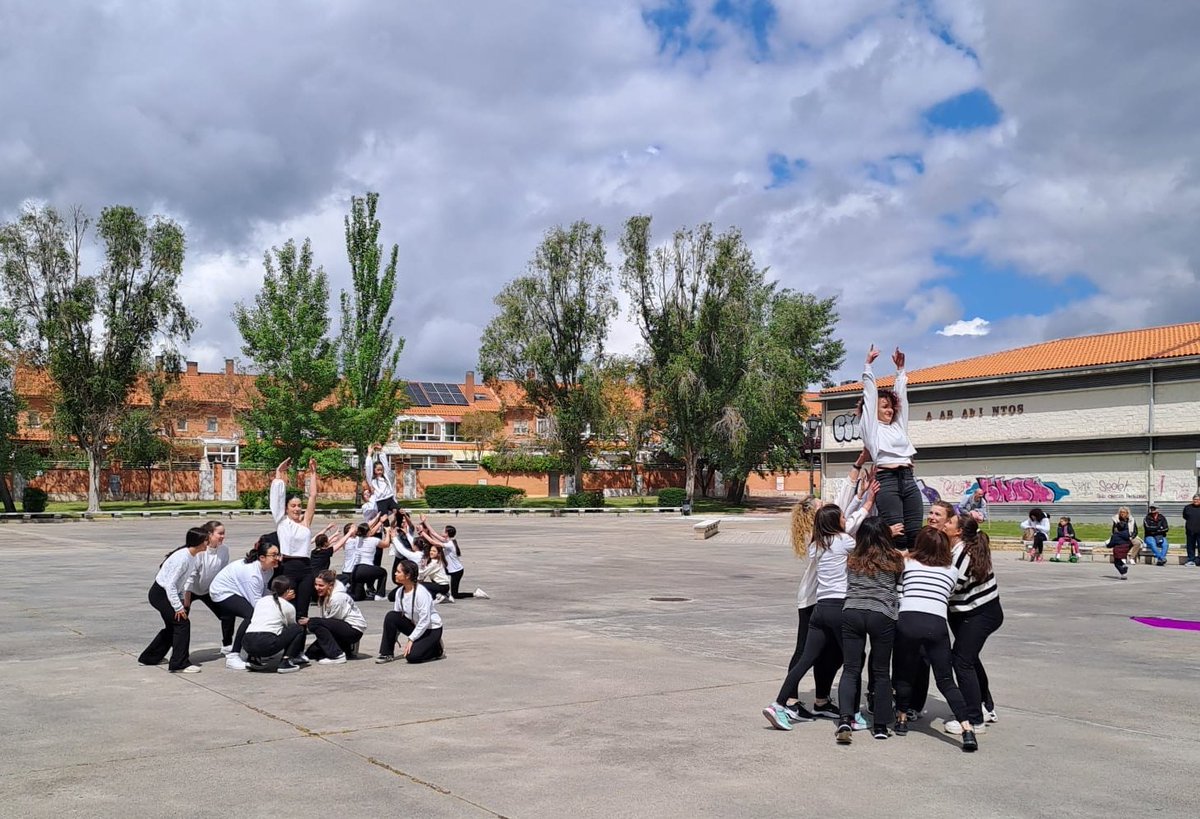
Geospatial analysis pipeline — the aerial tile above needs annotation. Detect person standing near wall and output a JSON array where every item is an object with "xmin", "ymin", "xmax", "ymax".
[{"xmin": 1183, "ymin": 494, "xmax": 1200, "ymax": 567}]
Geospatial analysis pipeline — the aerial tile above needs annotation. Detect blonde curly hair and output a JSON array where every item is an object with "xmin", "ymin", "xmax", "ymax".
[{"xmin": 790, "ymin": 495, "xmax": 821, "ymax": 558}]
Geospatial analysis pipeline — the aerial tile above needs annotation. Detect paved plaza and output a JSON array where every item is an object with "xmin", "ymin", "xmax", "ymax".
[{"xmin": 1, "ymin": 513, "xmax": 1198, "ymax": 818}]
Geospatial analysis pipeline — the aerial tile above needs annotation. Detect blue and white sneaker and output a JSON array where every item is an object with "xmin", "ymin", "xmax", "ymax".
[
  {"xmin": 851, "ymin": 712, "xmax": 869, "ymax": 731},
  {"xmin": 762, "ymin": 703, "xmax": 793, "ymax": 731}
]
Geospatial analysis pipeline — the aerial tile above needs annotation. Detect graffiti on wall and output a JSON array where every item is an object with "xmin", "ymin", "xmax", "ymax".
[
  {"xmin": 831, "ymin": 412, "xmax": 861, "ymax": 443},
  {"xmin": 971, "ymin": 477, "xmax": 1070, "ymax": 504}
]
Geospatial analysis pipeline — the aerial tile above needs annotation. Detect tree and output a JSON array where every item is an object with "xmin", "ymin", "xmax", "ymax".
[
  {"xmin": 460, "ymin": 409, "xmax": 505, "ymax": 462},
  {"xmin": 0, "ymin": 204, "xmax": 194, "ymax": 512},
  {"xmin": 618, "ymin": 217, "xmax": 760, "ymax": 502},
  {"xmin": 0, "ymin": 310, "xmax": 45, "ymax": 512},
  {"xmin": 479, "ymin": 222, "xmax": 616, "ymax": 490},
  {"xmin": 336, "ymin": 193, "xmax": 405, "ymax": 498},
  {"xmin": 233, "ymin": 238, "xmax": 339, "ymax": 469},
  {"xmin": 596, "ymin": 356, "xmax": 656, "ymax": 492},
  {"xmin": 112, "ymin": 409, "xmax": 172, "ymax": 503}
]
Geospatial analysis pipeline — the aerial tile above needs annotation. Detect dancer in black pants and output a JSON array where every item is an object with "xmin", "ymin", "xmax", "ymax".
[
  {"xmin": 271, "ymin": 457, "xmax": 320, "ymax": 617},
  {"xmin": 836, "ymin": 517, "xmax": 903, "ymax": 743},
  {"xmin": 376, "ymin": 559, "xmax": 445, "ymax": 664},
  {"xmin": 784, "ymin": 495, "xmax": 840, "ymax": 720},
  {"xmin": 182, "ymin": 521, "xmax": 234, "ymax": 651},
  {"xmin": 419, "ymin": 519, "xmax": 489, "ymax": 600},
  {"xmin": 243, "ymin": 577, "xmax": 308, "ymax": 674},
  {"xmin": 301, "ymin": 570, "xmax": 367, "ymax": 664},
  {"xmin": 861, "ymin": 345, "xmax": 922, "ymax": 550},
  {"xmin": 950, "ymin": 516, "xmax": 1003, "ymax": 728},
  {"xmin": 211, "ymin": 539, "xmax": 282, "ymax": 670},
  {"xmin": 138, "ymin": 528, "xmax": 210, "ymax": 673},
  {"xmin": 893, "ymin": 527, "xmax": 977, "ymax": 752}
]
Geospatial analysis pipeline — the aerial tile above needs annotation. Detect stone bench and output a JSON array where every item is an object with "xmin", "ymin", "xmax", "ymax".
[{"xmin": 693, "ymin": 519, "xmax": 720, "ymax": 540}]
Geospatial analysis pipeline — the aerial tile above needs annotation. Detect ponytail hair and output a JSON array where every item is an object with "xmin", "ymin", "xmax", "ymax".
[
  {"xmin": 790, "ymin": 495, "xmax": 819, "ymax": 558},
  {"xmin": 960, "ymin": 517, "xmax": 993, "ymax": 582},
  {"xmin": 316, "ymin": 569, "xmax": 337, "ymax": 585},
  {"xmin": 270, "ymin": 576, "xmax": 293, "ymax": 600},
  {"xmin": 201, "ymin": 520, "xmax": 223, "ymax": 536},
  {"xmin": 396, "ymin": 558, "xmax": 419, "ymax": 584},
  {"xmin": 244, "ymin": 539, "xmax": 277, "ymax": 563},
  {"xmin": 160, "ymin": 527, "xmax": 209, "ymax": 567}
]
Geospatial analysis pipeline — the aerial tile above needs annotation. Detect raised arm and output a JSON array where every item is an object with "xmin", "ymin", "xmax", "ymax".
[
  {"xmin": 892, "ymin": 347, "xmax": 909, "ymax": 429},
  {"xmin": 861, "ymin": 347, "xmax": 880, "ymax": 459},
  {"xmin": 270, "ymin": 458, "xmax": 291, "ymax": 524},
  {"xmin": 303, "ymin": 458, "xmax": 318, "ymax": 530}
]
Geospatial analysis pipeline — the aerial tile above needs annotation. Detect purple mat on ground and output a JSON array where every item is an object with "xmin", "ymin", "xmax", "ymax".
[{"xmin": 1131, "ymin": 616, "xmax": 1200, "ymax": 631}]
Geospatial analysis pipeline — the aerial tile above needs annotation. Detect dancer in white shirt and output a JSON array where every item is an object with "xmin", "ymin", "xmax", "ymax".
[
  {"xmin": 213, "ymin": 539, "xmax": 283, "ymax": 670},
  {"xmin": 183, "ymin": 521, "xmax": 233, "ymax": 652},
  {"xmin": 861, "ymin": 345, "xmax": 922, "ymax": 550},
  {"xmin": 376, "ymin": 559, "xmax": 445, "ymax": 664},
  {"xmin": 137, "ymin": 528, "xmax": 210, "ymax": 673},
  {"xmin": 244, "ymin": 577, "xmax": 308, "ymax": 674},
  {"xmin": 272, "ymin": 457, "xmax": 319, "ymax": 617},
  {"xmin": 300, "ymin": 570, "xmax": 367, "ymax": 664}
]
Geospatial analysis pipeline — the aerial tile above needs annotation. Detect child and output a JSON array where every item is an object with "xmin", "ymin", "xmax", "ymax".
[{"xmin": 1050, "ymin": 516, "xmax": 1080, "ymax": 562}]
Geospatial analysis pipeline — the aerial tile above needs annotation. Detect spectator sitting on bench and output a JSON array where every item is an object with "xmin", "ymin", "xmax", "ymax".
[
  {"xmin": 1019, "ymin": 508, "xmax": 1050, "ymax": 562},
  {"xmin": 1050, "ymin": 516, "xmax": 1080, "ymax": 563},
  {"xmin": 1142, "ymin": 505, "xmax": 1170, "ymax": 566}
]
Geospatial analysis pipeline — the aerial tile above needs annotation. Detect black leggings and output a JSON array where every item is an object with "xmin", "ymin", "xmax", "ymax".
[
  {"xmin": 138, "ymin": 583, "xmax": 192, "ymax": 671},
  {"xmin": 189, "ymin": 592, "xmax": 236, "ymax": 646},
  {"xmin": 304, "ymin": 617, "xmax": 363, "ymax": 660},
  {"xmin": 1029, "ymin": 532, "xmax": 1047, "ymax": 556},
  {"xmin": 349, "ymin": 564, "xmax": 387, "ymax": 599},
  {"xmin": 211, "ymin": 594, "xmax": 255, "ymax": 653},
  {"xmin": 787, "ymin": 605, "xmax": 841, "ymax": 701},
  {"xmin": 949, "ymin": 600, "xmax": 1003, "ymax": 724},
  {"xmin": 422, "ymin": 581, "xmax": 450, "ymax": 598},
  {"xmin": 894, "ymin": 612, "xmax": 971, "ymax": 724},
  {"xmin": 243, "ymin": 624, "xmax": 306, "ymax": 662},
  {"xmin": 839, "ymin": 608, "xmax": 895, "ymax": 724},
  {"xmin": 379, "ymin": 611, "xmax": 444, "ymax": 663},
  {"xmin": 776, "ymin": 599, "xmax": 844, "ymax": 706},
  {"xmin": 449, "ymin": 569, "xmax": 474, "ymax": 599},
  {"xmin": 279, "ymin": 557, "xmax": 315, "ymax": 618},
  {"xmin": 875, "ymin": 467, "xmax": 924, "ymax": 551}
]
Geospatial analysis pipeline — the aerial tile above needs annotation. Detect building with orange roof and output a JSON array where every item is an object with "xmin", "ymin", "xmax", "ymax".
[{"xmin": 818, "ymin": 322, "xmax": 1200, "ymax": 522}]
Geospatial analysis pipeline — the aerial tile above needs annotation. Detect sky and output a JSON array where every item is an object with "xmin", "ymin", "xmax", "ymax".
[{"xmin": 2, "ymin": 0, "xmax": 1199, "ymax": 384}]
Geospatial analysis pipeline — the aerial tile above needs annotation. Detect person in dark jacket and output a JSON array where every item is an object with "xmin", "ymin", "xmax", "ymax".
[
  {"xmin": 1184, "ymin": 494, "xmax": 1200, "ymax": 567},
  {"xmin": 1107, "ymin": 507, "xmax": 1139, "ymax": 578},
  {"xmin": 1142, "ymin": 505, "xmax": 1170, "ymax": 566}
]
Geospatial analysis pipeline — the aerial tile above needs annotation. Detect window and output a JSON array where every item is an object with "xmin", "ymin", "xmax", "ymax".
[
  {"xmin": 204, "ymin": 444, "xmax": 239, "ymax": 465},
  {"xmin": 512, "ymin": 420, "xmax": 529, "ymax": 436},
  {"xmin": 206, "ymin": 417, "xmax": 218, "ymax": 433},
  {"xmin": 27, "ymin": 411, "xmax": 41, "ymax": 428},
  {"xmin": 176, "ymin": 418, "xmax": 188, "ymax": 432},
  {"xmin": 403, "ymin": 421, "xmax": 440, "ymax": 441},
  {"xmin": 443, "ymin": 421, "xmax": 461, "ymax": 442},
  {"xmin": 535, "ymin": 417, "xmax": 551, "ymax": 436}
]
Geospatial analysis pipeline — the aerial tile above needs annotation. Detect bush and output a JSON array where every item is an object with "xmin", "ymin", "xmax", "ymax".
[
  {"xmin": 21, "ymin": 486, "xmax": 48, "ymax": 513},
  {"xmin": 565, "ymin": 491, "xmax": 605, "ymax": 508},
  {"xmin": 657, "ymin": 487, "xmax": 687, "ymax": 507},
  {"xmin": 238, "ymin": 486, "xmax": 303, "ymax": 510},
  {"xmin": 480, "ymin": 453, "xmax": 569, "ymax": 474},
  {"xmin": 424, "ymin": 484, "xmax": 526, "ymax": 508}
]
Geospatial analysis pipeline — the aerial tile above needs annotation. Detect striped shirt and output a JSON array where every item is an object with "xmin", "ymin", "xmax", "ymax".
[
  {"xmin": 949, "ymin": 549, "xmax": 1000, "ymax": 614},
  {"xmin": 844, "ymin": 568, "xmax": 901, "ymax": 620},
  {"xmin": 898, "ymin": 558, "xmax": 959, "ymax": 618}
]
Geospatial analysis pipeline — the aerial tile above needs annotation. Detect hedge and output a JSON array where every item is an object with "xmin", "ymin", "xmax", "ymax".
[
  {"xmin": 424, "ymin": 484, "xmax": 526, "ymax": 508},
  {"xmin": 238, "ymin": 486, "xmax": 304, "ymax": 510},
  {"xmin": 480, "ymin": 453, "xmax": 569, "ymax": 474},
  {"xmin": 22, "ymin": 486, "xmax": 48, "ymax": 513},
  {"xmin": 656, "ymin": 487, "xmax": 687, "ymax": 507},
  {"xmin": 565, "ymin": 490, "xmax": 605, "ymax": 508}
]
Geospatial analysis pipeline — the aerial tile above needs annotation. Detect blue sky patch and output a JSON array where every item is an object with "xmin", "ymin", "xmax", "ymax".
[
  {"xmin": 923, "ymin": 88, "xmax": 1002, "ymax": 131},
  {"xmin": 712, "ymin": 0, "xmax": 777, "ymax": 58},
  {"xmin": 643, "ymin": 0, "xmax": 698, "ymax": 56},
  {"xmin": 766, "ymin": 152, "xmax": 807, "ymax": 188},
  {"xmin": 866, "ymin": 153, "xmax": 925, "ymax": 184},
  {"xmin": 935, "ymin": 252, "xmax": 1099, "ymax": 320}
]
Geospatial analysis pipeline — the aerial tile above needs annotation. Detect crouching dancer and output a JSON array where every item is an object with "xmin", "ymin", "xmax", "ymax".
[{"xmin": 376, "ymin": 559, "xmax": 445, "ymax": 664}]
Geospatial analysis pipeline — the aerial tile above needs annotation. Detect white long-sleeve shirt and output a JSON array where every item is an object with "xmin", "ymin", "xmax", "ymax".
[
  {"xmin": 394, "ymin": 584, "xmax": 443, "ymax": 642},
  {"xmin": 795, "ymin": 481, "xmax": 867, "ymax": 609},
  {"xmin": 270, "ymin": 478, "xmax": 312, "ymax": 558},
  {"xmin": 183, "ymin": 544, "xmax": 230, "ymax": 596},
  {"xmin": 389, "ymin": 535, "xmax": 423, "ymax": 563},
  {"xmin": 365, "ymin": 453, "xmax": 396, "ymax": 502},
  {"xmin": 209, "ymin": 559, "xmax": 270, "ymax": 604},
  {"xmin": 315, "ymin": 589, "xmax": 367, "ymax": 633},
  {"xmin": 246, "ymin": 595, "xmax": 297, "ymax": 635},
  {"xmin": 443, "ymin": 538, "xmax": 464, "ymax": 573},
  {"xmin": 861, "ymin": 363, "xmax": 917, "ymax": 467},
  {"xmin": 419, "ymin": 560, "xmax": 450, "ymax": 586},
  {"xmin": 1020, "ymin": 517, "xmax": 1050, "ymax": 538},
  {"xmin": 361, "ymin": 501, "xmax": 379, "ymax": 522},
  {"xmin": 341, "ymin": 536, "xmax": 382, "ymax": 574},
  {"xmin": 155, "ymin": 548, "xmax": 200, "ymax": 612},
  {"xmin": 810, "ymin": 533, "xmax": 855, "ymax": 601}
]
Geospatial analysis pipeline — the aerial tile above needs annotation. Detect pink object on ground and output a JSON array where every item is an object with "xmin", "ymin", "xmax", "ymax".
[{"xmin": 1131, "ymin": 616, "xmax": 1200, "ymax": 632}]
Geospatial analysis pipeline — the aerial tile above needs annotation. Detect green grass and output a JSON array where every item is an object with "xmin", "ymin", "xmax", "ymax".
[
  {"xmin": 45, "ymin": 500, "xmax": 244, "ymax": 513},
  {"xmin": 980, "ymin": 520, "xmax": 1112, "ymax": 541}
]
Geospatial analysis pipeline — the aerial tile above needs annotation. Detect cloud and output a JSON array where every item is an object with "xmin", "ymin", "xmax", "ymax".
[{"xmin": 938, "ymin": 317, "xmax": 990, "ymax": 336}]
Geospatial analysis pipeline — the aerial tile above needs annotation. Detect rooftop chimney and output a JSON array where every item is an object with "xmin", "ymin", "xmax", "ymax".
[
  {"xmin": 186, "ymin": 361, "xmax": 199, "ymax": 376},
  {"xmin": 464, "ymin": 370, "xmax": 475, "ymax": 400},
  {"xmin": 225, "ymin": 358, "xmax": 235, "ymax": 377}
]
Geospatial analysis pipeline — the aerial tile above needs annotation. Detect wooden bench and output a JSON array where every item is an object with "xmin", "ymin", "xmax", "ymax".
[{"xmin": 693, "ymin": 519, "xmax": 720, "ymax": 540}]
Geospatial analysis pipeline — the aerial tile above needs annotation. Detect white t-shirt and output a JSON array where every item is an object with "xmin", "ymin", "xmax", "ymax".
[
  {"xmin": 209, "ymin": 559, "xmax": 270, "ymax": 604},
  {"xmin": 270, "ymin": 478, "xmax": 312, "ymax": 558},
  {"xmin": 393, "ymin": 584, "xmax": 443, "ymax": 642},
  {"xmin": 443, "ymin": 538, "xmax": 464, "ymax": 573},
  {"xmin": 315, "ymin": 589, "xmax": 367, "ymax": 633},
  {"xmin": 246, "ymin": 595, "xmax": 297, "ymax": 636},
  {"xmin": 184, "ymin": 544, "xmax": 230, "ymax": 596},
  {"xmin": 810, "ymin": 533, "xmax": 855, "ymax": 601},
  {"xmin": 341, "ymin": 536, "xmax": 382, "ymax": 574}
]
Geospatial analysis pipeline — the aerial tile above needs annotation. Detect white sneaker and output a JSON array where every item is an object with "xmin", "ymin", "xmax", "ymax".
[
  {"xmin": 225, "ymin": 655, "xmax": 247, "ymax": 671},
  {"xmin": 983, "ymin": 708, "xmax": 998, "ymax": 723},
  {"xmin": 373, "ymin": 595, "xmax": 387, "ymax": 602},
  {"xmin": 944, "ymin": 720, "xmax": 963, "ymax": 734},
  {"xmin": 434, "ymin": 593, "xmax": 446, "ymax": 603},
  {"xmin": 441, "ymin": 594, "xmax": 455, "ymax": 603},
  {"xmin": 220, "ymin": 645, "xmax": 234, "ymax": 655},
  {"xmin": 175, "ymin": 665, "xmax": 202, "ymax": 674},
  {"xmin": 318, "ymin": 655, "xmax": 347, "ymax": 665},
  {"xmin": 474, "ymin": 588, "xmax": 490, "ymax": 599}
]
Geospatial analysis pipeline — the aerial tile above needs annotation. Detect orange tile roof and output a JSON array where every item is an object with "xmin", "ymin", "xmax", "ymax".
[{"xmin": 823, "ymin": 322, "xmax": 1200, "ymax": 395}]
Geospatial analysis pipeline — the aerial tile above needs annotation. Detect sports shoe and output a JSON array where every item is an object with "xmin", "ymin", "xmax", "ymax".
[
  {"xmin": 474, "ymin": 588, "xmax": 490, "ymax": 599},
  {"xmin": 893, "ymin": 719, "xmax": 909, "ymax": 736},
  {"xmin": 276, "ymin": 659, "xmax": 300, "ymax": 674},
  {"xmin": 442, "ymin": 594, "xmax": 455, "ymax": 604},
  {"xmin": 961, "ymin": 729, "xmax": 978, "ymax": 752},
  {"xmin": 983, "ymin": 708, "xmax": 998, "ymax": 723},
  {"xmin": 1049, "ymin": 556, "xmax": 1061, "ymax": 562},
  {"xmin": 220, "ymin": 644, "xmax": 234, "ymax": 655},
  {"xmin": 172, "ymin": 665, "xmax": 202, "ymax": 674},
  {"xmin": 373, "ymin": 595, "xmax": 388, "ymax": 602},
  {"xmin": 1157, "ymin": 560, "xmax": 1167, "ymax": 566},
  {"xmin": 782, "ymin": 702, "xmax": 816, "ymax": 722},
  {"xmin": 318, "ymin": 655, "xmax": 347, "ymax": 665},
  {"xmin": 851, "ymin": 712, "xmax": 869, "ymax": 731},
  {"xmin": 1186, "ymin": 561, "xmax": 1196, "ymax": 567},
  {"xmin": 872, "ymin": 725, "xmax": 891, "ymax": 740},
  {"xmin": 812, "ymin": 700, "xmax": 839, "ymax": 720},
  {"xmin": 835, "ymin": 723, "xmax": 853, "ymax": 745},
  {"xmin": 434, "ymin": 593, "xmax": 447, "ymax": 604},
  {"xmin": 225, "ymin": 654, "xmax": 247, "ymax": 671},
  {"xmin": 292, "ymin": 654, "xmax": 311, "ymax": 666},
  {"xmin": 762, "ymin": 703, "xmax": 793, "ymax": 731},
  {"xmin": 944, "ymin": 719, "xmax": 963, "ymax": 734},
  {"xmin": 375, "ymin": 654, "xmax": 396, "ymax": 664}
]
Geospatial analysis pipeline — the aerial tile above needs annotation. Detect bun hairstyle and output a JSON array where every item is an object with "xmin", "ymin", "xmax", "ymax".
[
  {"xmin": 355, "ymin": 523, "xmax": 369, "ymax": 538},
  {"xmin": 908, "ymin": 525, "xmax": 952, "ymax": 567},
  {"xmin": 244, "ymin": 539, "xmax": 279, "ymax": 563},
  {"xmin": 959, "ymin": 517, "xmax": 993, "ymax": 582},
  {"xmin": 159, "ymin": 527, "xmax": 210, "ymax": 566}
]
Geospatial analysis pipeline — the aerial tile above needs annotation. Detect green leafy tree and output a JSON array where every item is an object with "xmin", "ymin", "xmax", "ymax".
[
  {"xmin": 112, "ymin": 409, "xmax": 172, "ymax": 504},
  {"xmin": 336, "ymin": 193, "xmax": 405, "ymax": 498},
  {"xmin": 0, "ymin": 204, "xmax": 194, "ymax": 512},
  {"xmin": 478, "ymin": 221, "xmax": 617, "ymax": 490},
  {"xmin": 460, "ymin": 409, "xmax": 505, "ymax": 462},
  {"xmin": 596, "ymin": 356, "xmax": 657, "ymax": 492},
  {"xmin": 233, "ymin": 238, "xmax": 339, "ymax": 470},
  {"xmin": 0, "ymin": 309, "xmax": 45, "ymax": 512}
]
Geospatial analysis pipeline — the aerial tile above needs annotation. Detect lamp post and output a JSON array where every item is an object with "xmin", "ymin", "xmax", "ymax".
[{"xmin": 805, "ymin": 416, "xmax": 821, "ymax": 497}]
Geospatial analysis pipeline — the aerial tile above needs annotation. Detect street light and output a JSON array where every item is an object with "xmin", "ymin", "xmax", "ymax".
[{"xmin": 805, "ymin": 416, "xmax": 821, "ymax": 496}]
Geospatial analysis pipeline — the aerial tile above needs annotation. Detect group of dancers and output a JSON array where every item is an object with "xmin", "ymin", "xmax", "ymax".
[
  {"xmin": 138, "ymin": 450, "xmax": 488, "ymax": 674},
  {"xmin": 762, "ymin": 346, "xmax": 1002, "ymax": 753}
]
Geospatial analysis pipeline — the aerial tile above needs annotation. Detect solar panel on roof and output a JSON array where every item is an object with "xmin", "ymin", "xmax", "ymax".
[{"xmin": 405, "ymin": 383, "xmax": 431, "ymax": 407}]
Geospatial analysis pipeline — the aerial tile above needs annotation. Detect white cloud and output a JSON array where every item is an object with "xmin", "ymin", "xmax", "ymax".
[{"xmin": 938, "ymin": 317, "xmax": 991, "ymax": 336}]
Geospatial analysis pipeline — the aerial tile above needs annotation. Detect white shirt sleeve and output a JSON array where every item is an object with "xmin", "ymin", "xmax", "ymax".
[
  {"xmin": 269, "ymin": 478, "xmax": 287, "ymax": 525},
  {"xmin": 894, "ymin": 368, "xmax": 909, "ymax": 430},
  {"xmin": 162, "ymin": 553, "xmax": 192, "ymax": 612},
  {"xmin": 861, "ymin": 364, "xmax": 879, "ymax": 461}
]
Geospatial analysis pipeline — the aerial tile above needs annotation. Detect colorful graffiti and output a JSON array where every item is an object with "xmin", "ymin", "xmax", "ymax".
[{"xmin": 969, "ymin": 477, "xmax": 1070, "ymax": 504}]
